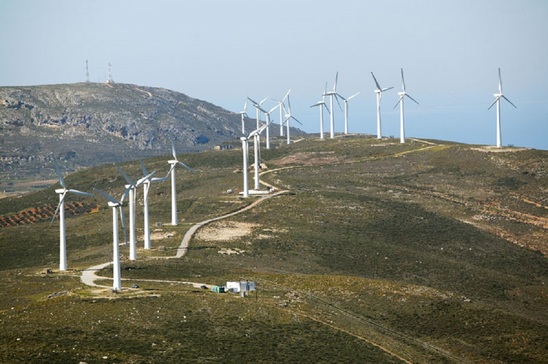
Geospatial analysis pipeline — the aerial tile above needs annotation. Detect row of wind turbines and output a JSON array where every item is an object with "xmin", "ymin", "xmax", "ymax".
[
  {"xmin": 252, "ymin": 68, "xmax": 515, "ymax": 147},
  {"xmin": 52, "ymin": 142, "xmax": 192, "ymax": 291}
]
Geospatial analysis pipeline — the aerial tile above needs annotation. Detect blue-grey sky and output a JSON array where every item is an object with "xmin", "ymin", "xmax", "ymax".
[{"xmin": 1, "ymin": 0, "xmax": 547, "ymax": 149}]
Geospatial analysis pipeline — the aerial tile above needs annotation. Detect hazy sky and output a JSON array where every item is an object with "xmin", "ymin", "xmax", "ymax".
[{"xmin": 1, "ymin": 0, "xmax": 547, "ymax": 149}]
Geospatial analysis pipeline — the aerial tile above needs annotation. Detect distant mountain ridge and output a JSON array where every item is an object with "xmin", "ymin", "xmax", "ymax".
[{"xmin": 0, "ymin": 82, "xmax": 302, "ymax": 184}]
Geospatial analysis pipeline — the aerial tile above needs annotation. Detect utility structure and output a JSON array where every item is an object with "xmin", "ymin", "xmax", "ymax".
[
  {"xmin": 138, "ymin": 160, "xmax": 167, "ymax": 250},
  {"xmin": 282, "ymin": 94, "xmax": 302, "ymax": 144},
  {"xmin": 85, "ymin": 60, "xmax": 90, "ymax": 83},
  {"xmin": 488, "ymin": 67, "xmax": 516, "ymax": 148},
  {"xmin": 393, "ymin": 68, "xmax": 419, "ymax": 144},
  {"xmin": 311, "ymin": 83, "xmax": 330, "ymax": 140},
  {"xmin": 51, "ymin": 159, "xmax": 93, "ymax": 271},
  {"xmin": 95, "ymin": 188, "xmax": 129, "ymax": 292},
  {"xmin": 371, "ymin": 72, "xmax": 393, "ymax": 139},
  {"xmin": 107, "ymin": 62, "xmax": 113, "ymax": 83},
  {"xmin": 323, "ymin": 72, "xmax": 344, "ymax": 139},
  {"xmin": 341, "ymin": 92, "xmax": 360, "ymax": 134},
  {"xmin": 239, "ymin": 101, "xmax": 248, "ymax": 134},
  {"xmin": 115, "ymin": 165, "xmax": 155, "ymax": 260},
  {"xmin": 167, "ymin": 141, "xmax": 193, "ymax": 226},
  {"xmin": 240, "ymin": 124, "xmax": 267, "ymax": 197}
]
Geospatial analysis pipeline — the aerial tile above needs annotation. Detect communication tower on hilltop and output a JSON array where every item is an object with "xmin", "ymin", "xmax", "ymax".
[
  {"xmin": 85, "ymin": 60, "xmax": 90, "ymax": 82},
  {"xmin": 107, "ymin": 62, "xmax": 114, "ymax": 84}
]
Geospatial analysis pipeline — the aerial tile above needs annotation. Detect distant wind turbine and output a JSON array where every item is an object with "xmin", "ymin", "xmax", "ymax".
[
  {"xmin": 95, "ymin": 188, "xmax": 129, "ymax": 292},
  {"xmin": 51, "ymin": 159, "xmax": 93, "ymax": 271},
  {"xmin": 488, "ymin": 68, "xmax": 517, "ymax": 148},
  {"xmin": 283, "ymin": 95, "xmax": 303, "ymax": 144},
  {"xmin": 240, "ymin": 124, "xmax": 267, "ymax": 196},
  {"xmin": 341, "ymin": 92, "xmax": 360, "ymax": 134},
  {"xmin": 311, "ymin": 82, "xmax": 330, "ymax": 140},
  {"xmin": 371, "ymin": 72, "xmax": 394, "ymax": 139},
  {"xmin": 393, "ymin": 68, "xmax": 419, "ymax": 144},
  {"xmin": 138, "ymin": 160, "xmax": 166, "ymax": 250},
  {"xmin": 239, "ymin": 100, "xmax": 248, "ymax": 134},
  {"xmin": 323, "ymin": 72, "xmax": 344, "ymax": 139},
  {"xmin": 168, "ymin": 141, "xmax": 193, "ymax": 226},
  {"xmin": 272, "ymin": 89, "xmax": 291, "ymax": 138}
]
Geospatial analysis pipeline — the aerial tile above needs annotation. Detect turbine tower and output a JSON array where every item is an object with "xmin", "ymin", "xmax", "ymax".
[
  {"xmin": 371, "ymin": 72, "xmax": 394, "ymax": 139},
  {"xmin": 273, "ymin": 89, "xmax": 291, "ymax": 137},
  {"xmin": 85, "ymin": 60, "xmax": 90, "ymax": 83},
  {"xmin": 311, "ymin": 83, "xmax": 330, "ymax": 140},
  {"xmin": 323, "ymin": 72, "xmax": 343, "ymax": 139},
  {"xmin": 341, "ymin": 92, "xmax": 360, "ymax": 134},
  {"xmin": 251, "ymin": 123, "xmax": 268, "ymax": 191},
  {"xmin": 393, "ymin": 68, "xmax": 419, "ymax": 144},
  {"xmin": 283, "ymin": 95, "xmax": 303, "ymax": 144},
  {"xmin": 107, "ymin": 62, "xmax": 113, "ymax": 84},
  {"xmin": 51, "ymin": 159, "xmax": 93, "ymax": 271},
  {"xmin": 488, "ymin": 68, "xmax": 517, "ymax": 148},
  {"xmin": 167, "ymin": 141, "xmax": 193, "ymax": 226},
  {"xmin": 95, "ymin": 188, "xmax": 129, "ymax": 292},
  {"xmin": 138, "ymin": 160, "xmax": 165, "ymax": 250}
]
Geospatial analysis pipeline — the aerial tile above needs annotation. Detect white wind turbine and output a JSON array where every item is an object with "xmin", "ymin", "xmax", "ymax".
[
  {"xmin": 252, "ymin": 123, "xmax": 268, "ymax": 191},
  {"xmin": 323, "ymin": 72, "xmax": 344, "ymax": 139},
  {"xmin": 115, "ymin": 165, "xmax": 155, "ymax": 260},
  {"xmin": 311, "ymin": 83, "xmax": 330, "ymax": 140},
  {"xmin": 272, "ymin": 89, "xmax": 291, "ymax": 138},
  {"xmin": 240, "ymin": 124, "xmax": 267, "ymax": 197},
  {"xmin": 393, "ymin": 68, "xmax": 419, "ymax": 144},
  {"xmin": 167, "ymin": 141, "xmax": 193, "ymax": 226},
  {"xmin": 283, "ymin": 94, "xmax": 303, "ymax": 144},
  {"xmin": 341, "ymin": 92, "xmax": 360, "ymax": 134},
  {"xmin": 138, "ymin": 160, "xmax": 165, "ymax": 250},
  {"xmin": 488, "ymin": 68, "xmax": 517, "ymax": 148},
  {"xmin": 371, "ymin": 72, "xmax": 394, "ymax": 139},
  {"xmin": 95, "ymin": 188, "xmax": 129, "ymax": 292},
  {"xmin": 264, "ymin": 104, "xmax": 280, "ymax": 150},
  {"xmin": 51, "ymin": 159, "xmax": 93, "ymax": 271},
  {"xmin": 239, "ymin": 100, "xmax": 248, "ymax": 134},
  {"xmin": 247, "ymin": 96, "xmax": 268, "ymax": 129},
  {"xmin": 247, "ymin": 97, "xmax": 271, "ymax": 148}
]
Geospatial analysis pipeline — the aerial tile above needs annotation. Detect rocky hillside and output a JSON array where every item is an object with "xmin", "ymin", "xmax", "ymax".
[{"xmin": 0, "ymin": 82, "xmax": 300, "ymax": 185}]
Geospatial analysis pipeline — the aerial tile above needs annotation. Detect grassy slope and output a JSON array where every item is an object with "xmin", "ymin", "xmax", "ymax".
[{"xmin": 0, "ymin": 136, "xmax": 546, "ymax": 363}]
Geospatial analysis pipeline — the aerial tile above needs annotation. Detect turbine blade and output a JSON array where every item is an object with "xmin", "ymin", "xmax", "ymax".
[
  {"xmin": 333, "ymin": 71, "xmax": 339, "ymax": 92},
  {"xmin": 348, "ymin": 92, "xmax": 360, "ymax": 101},
  {"xmin": 136, "ymin": 171, "xmax": 156, "ymax": 186},
  {"xmin": 498, "ymin": 67, "xmax": 503, "ymax": 93},
  {"xmin": 171, "ymin": 140, "xmax": 177, "ymax": 160},
  {"xmin": 291, "ymin": 116, "xmax": 303, "ymax": 126},
  {"xmin": 243, "ymin": 100, "xmax": 247, "ymax": 113},
  {"xmin": 118, "ymin": 206, "xmax": 128, "ymax": 245},
  {"xmin": 259, "ymin": 96, "xmax": 268, "ymax": 105},
  {"xmin": 371, "ymin": 72, "xmax": 382, "ymax": 90},
  {"xmin": 401, "ymin": 68, "xmax": 406, "ymax": 92},
  {"xmin": 177, "ymin": 161, "xmax": 193, "ymax": 171},
  {"xmin": 67, "ymin": 189, "xmax": 93, "ymax": 197},
  {"xmin": 502, "ymin": 95, "xmax": 517, "ymax": 108},
  {"xmin": 406, "ymin": 94, "xmax": 419, "ymax": 105},
  {"xmin": 94, "ymin": 188, "xmax": 120, "ymax": 205},
  {"xmin": 50, "ymin": 191, "xmax": 68, "ymax": 223},
  {"xmin": 334, "ymin": 94, "xmax": 343, "ymax": 111},
  {"xmin": 53, "ymin": 159, "xmax": 67, "ymax": 189},
  {"xmin": 381, "ymin": 86, "xmax": 394, "ymax": 92},
  {"xmin": 487, "ymin": 97, "xmax": 500, "ymax": 110},
  {"xmin": 115, "ymin": 164, "xmax": 134, "ymax": 185},
  {"xmin": 139, "ymin": 159, "xmax": 148, "ymax": 176},
  {"xmin": 393, "ymin": 96, "xmax": 403, "ymax": 109}
]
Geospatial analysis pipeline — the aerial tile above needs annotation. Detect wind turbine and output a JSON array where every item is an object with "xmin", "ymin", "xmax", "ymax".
[
  {"xmin": 240, "ymin": 124, "xmax": 267, "ymax": 197},
  {"xmin": 393, "ymin": 68, "xmax": 419, "ymax": 144},
  {"xmin": 247, "ymin": 96, "xmax": 268, "ymax": 129},
  {"xmin": 283, "ymin": 95, "xmax": 303, "ymax": 144},
  {"xmin": 341, "ymin": 92, "xmax": 360, "ymax": 134},
  {"xmin": 51, "ymin": 159, "xmax": 93, "ymax": 271},
  {"xmin": 264, "ymin": 104, "xmax": 279, "ymax": 150},
  {"xmin": 311, "ymin": 83, "xmax": 330, "ymax": 140},
  {"xmin": 272, "ymin": 89, "xmax": 291, "ymax": 138},
  {"xmin": 239, "ymin": 100, "xmax": 248, "ymax": 134},
  {"xmin": 167, "ymin": 141, "xmax": 193, "ymax": 226},
  {"xmin": 138, "ymin": 160, "xmax": 165, "ymax": 250},
  {"xmin": 95, "ymin": 188, "xmax": 129, "ymax": 292},
  {"xmin": 371, "ymin": 72, "xmax": 394, "ymax": 139},
  {"xmin": 323, "ymin": 72, "xmax": 344, "ymax": 139},
  {"xmin": 488, "ymin": 68, "xmax": 517, "ymax": 148},
  {"xmin": 115, "ymin": 165, "xmax": 155, "ymax": 260}
]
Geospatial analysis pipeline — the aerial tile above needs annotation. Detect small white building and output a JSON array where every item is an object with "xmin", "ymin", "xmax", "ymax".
[{"xmin": 226, "ymin": 281, "xmax": 255, "ymax": 293}]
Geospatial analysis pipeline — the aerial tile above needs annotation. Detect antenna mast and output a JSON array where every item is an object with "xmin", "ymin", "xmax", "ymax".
[
  {"xmin": 107, "ymin": 62, "xmax": 114, "ymax": 84},
  {"xmin": 85, "ymin": 60, "xmax": 90, "ymax": 83}
]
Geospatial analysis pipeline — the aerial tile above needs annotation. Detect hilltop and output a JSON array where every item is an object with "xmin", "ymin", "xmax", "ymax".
[
  {"xmin": 0, "ymin": 82, "xmax": 303, "ymax": 191},
  {"xmin": 0, "ymin": 136, "xmax": 546, "ymax": 363}
]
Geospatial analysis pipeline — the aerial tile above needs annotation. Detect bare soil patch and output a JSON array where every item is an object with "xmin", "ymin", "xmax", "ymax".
[
  {"xmin": 195, "ymin": 221, "xmax": 260, "ymax": 242},
  {"xmin": 274, "ymin": 152, "xmax": 342, "ymax": 166}
]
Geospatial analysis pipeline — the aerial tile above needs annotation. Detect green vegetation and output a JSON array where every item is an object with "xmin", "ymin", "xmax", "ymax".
[{"xmin": 0, "ymin": 136, "xmax": 546, "ymax": 363}]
